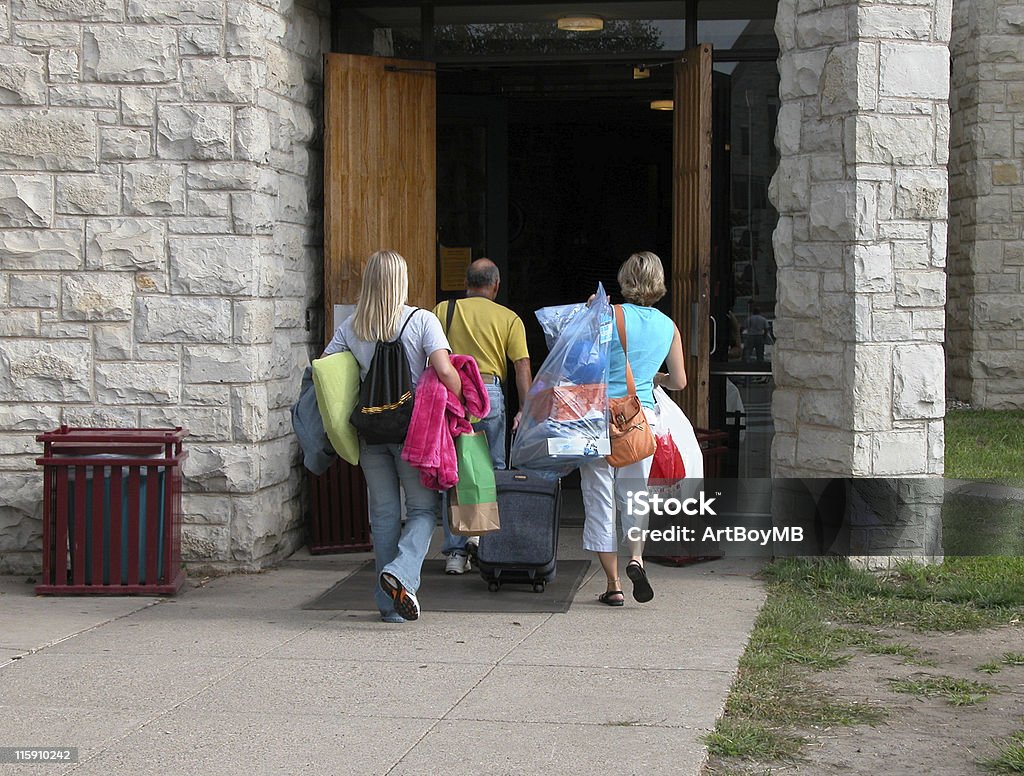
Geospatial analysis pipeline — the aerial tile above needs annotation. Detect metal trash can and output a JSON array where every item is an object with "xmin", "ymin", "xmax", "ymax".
[
  {"xmin": 308, "ymin": 458, "xmax": 372, "ymax": 554},
  {"xmin": 35, "ymin": 427, "xmax": 188, "ymax": 595}
]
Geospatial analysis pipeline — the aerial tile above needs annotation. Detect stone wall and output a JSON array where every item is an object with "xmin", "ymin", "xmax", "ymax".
[
  {"xmin": 948, "ymin": 0, "xmax": 1024, "ymax": 410},
  {"xmin": 845, "ymin": 479, "xmax": 945, "ymax": 570},
  {"xmin": 0, "ymin": 0, "xmax": 329, "ymax": 574},
  {"xmin": 771, "ymin": 0, "xmax": 950, "ymax": 476}
]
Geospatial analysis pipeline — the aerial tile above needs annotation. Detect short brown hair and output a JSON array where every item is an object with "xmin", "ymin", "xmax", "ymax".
[{"xmin": 618, "ymin": 251, "xmax": 666, "ymax": 306}]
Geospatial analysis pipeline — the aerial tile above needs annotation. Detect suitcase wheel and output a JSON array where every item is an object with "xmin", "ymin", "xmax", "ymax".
[
  {"xmin": 532, "ymin": 581, "xmax": 546, "ymax": 593},
  {"xmin": 488, "ymin": 581, "xmax": 500, "ymax": 593}
]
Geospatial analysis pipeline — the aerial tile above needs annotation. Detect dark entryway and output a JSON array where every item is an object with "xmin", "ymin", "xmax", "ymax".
[{"xmin": 437, "ymin": 81, "xmax": 674, "ymax": 373}]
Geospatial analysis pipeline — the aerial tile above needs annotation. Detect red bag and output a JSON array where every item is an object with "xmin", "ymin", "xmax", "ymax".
[{"xmin": 647, "ymin": 433, "xmax": 686, "ymax": 486}]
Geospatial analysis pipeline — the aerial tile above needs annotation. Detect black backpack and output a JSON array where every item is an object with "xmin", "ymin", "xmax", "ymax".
[{"xmin": 350, "ymin": 310, "xmax": 421, "ymax": 445}]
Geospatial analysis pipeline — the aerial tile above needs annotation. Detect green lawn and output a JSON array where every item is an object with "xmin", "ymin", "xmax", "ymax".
[
  {"xmin": 705, "ymin": 410, "xmax": 1024, "ymax": 770},
  {"xmin": 944, "ymin": 409, "xmax": 1024, "ymax": 555},
  {"xmin": 943, "ymin": 497, "xmax": 1024, "ymax": 556},
  {"xmin": 705, "ymin": 557, "xmax": 1024, "ymax": 767},
  {"xmin": 945, "ymin": 409, "xmax": 1024, "ymax": 484}
]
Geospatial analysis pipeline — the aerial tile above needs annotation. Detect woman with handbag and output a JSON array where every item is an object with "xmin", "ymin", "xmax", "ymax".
[
  {"xmin": 581, "ymin": 251, "xmax": 687, "ymax": 606},
  {"xmin": 322, "ymin": 250, "xmax": 463, "ymax": 623}
]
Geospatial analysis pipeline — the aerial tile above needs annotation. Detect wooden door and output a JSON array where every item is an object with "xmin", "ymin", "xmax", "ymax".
[
  {"xmin": 672, "ymin": 44, "xmax": 712, "ymax": 428},
  {"xmin": 323, "ymin": 53, "xmax": 436, "ymax": 338}
]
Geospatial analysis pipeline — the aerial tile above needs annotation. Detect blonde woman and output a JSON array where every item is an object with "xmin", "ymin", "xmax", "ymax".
[
  {"xmin": 582, "ymin": 251, "xmax": 687, "ymax": 606},
  {"xmin": 323, "ymin": 250, "xmax": 463, "ymax": 622}
]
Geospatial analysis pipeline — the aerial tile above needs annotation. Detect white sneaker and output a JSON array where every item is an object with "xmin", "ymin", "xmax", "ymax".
[{"xmin": 445, "ymin": 552, "xmax": 470, "ymax": 575}]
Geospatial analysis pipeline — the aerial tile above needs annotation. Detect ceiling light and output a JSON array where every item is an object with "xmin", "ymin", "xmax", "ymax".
[
  {"xmin": 557, "ymin": 15, "xmax": 604, "ymax": 32},
  {"xmin": 650, "ymin": 99, "xmax": 674, "ymax": 111}
]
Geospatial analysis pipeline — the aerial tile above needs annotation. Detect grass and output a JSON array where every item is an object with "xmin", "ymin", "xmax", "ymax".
[
  {"xmin": 764, "ymin": 557, "xmax": 1024, "ymax": 631},
  {"xmin": 944, "ymin": 410, "xmax": 1024, "ymax": 555},
  {"xmin": 705, "ymin": 408, "xmax": 1024, "ymax": 768},
  {"xmin": 704, "ymin": 719, "xmax": 804, "ymax": 760},
  {"xmin": 888, "ymin": 675, "xmax": 996, "ymax": 706},
  {"xmin": 704, "ymin": 575, "xmax": 886, "ymax": 762},
  {"xmin": 867, "ymin": 642, "xmax": 921, "ymax": 659},
  {"xmin": 977, "ymin": 660, "xmax": 1004, "ymax": 674},
  {"xmin": 981, "ymin": 731, "xmax": 1024, "ymax": 774},
  {"xmin": 945, "ymin": 409, "xmax": 1024, "ymax": 485},
  {"xmin": 944, "ymin": 498, "xmax": 1024, "ymax": 557},
  {"xmin": 706, "ymin": 556, "xmax": 1024, "ymax": 767}
]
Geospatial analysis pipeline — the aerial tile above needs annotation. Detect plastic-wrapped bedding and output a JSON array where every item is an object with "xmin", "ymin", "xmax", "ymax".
[
  {"xmin": 510, "ymin": 284, "xmax": 614, "ymax": 476},
  {"xmin": 535, "ymin": 302, "xmax": 587, "ymax": 349}
]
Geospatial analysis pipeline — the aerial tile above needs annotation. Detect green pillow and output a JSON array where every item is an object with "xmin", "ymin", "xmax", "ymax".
[{"xmin": 312, "ymin": 351, "xmax": 360, "ymax": 465}]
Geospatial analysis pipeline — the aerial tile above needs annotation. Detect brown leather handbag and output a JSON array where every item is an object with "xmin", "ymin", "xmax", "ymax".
[{"xmin": 606, "ymin": 305, "xmax": 657, "ymax": 468}]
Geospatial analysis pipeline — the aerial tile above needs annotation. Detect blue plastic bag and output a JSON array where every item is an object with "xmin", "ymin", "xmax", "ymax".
[{"xmin": 510, "ymin": 284, "xmax": 613, "ymax": 475}]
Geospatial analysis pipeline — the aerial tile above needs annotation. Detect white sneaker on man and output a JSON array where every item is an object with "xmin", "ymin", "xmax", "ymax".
[{"xmin": 445, "ymin": 551, "xmax": 471, "ymax": 575}]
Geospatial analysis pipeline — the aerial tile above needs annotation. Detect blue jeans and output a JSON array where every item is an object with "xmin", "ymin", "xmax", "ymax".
[
  {"xmin": 359, "ymin": 440, "xmax": 440, "ymax": 617},
  {"xmin": 443, "ymin": 380, "xmax": 505, "ymax": 555}
]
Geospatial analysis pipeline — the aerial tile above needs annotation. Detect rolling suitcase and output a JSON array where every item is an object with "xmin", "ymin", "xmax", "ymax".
[{"xmin": 476, "ymin": 470, "xmax": 561, "ymax": 593}]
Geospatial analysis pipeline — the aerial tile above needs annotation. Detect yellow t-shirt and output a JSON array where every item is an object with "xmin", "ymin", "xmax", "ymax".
[{"xmin": 432, "ymin": 296, "xmax": 529, "ymax": 383}]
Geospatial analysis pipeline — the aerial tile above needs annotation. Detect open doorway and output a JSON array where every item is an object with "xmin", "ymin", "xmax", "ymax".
[{"xmin": 437, "ymin": 72, "xmax": 674, "ymax": 376}]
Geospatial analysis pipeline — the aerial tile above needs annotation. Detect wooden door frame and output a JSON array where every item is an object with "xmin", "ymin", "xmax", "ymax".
[{"xmin": 672, "ymin": 44, "xmax": 713, "ymax": 429}]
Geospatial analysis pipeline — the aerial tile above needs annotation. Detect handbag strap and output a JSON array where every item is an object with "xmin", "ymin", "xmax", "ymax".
[{"xmin": 613, "ymin": 304, "xmax": 638, "ymax": 397}]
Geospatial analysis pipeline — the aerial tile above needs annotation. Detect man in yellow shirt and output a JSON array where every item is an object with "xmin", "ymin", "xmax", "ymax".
[{"xmin": 433, "ymin": 258, "xmax": 532, "ymax": 573}]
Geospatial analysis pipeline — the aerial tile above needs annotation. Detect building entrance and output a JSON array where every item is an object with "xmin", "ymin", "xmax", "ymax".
[{"xmin": 327, "ymin": 2, "xmax": 780, "ymax": 474}]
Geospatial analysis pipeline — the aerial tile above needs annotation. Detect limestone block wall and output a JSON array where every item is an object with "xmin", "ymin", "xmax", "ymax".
[
  {"xmin": 948, "ymin": 0, "xmax": 1024, "ymax": 410},
  {"xmin": 771, "ymin": 0, "xmax": 950, "ymax": 477},
  {"xmin": 0, "ymin": 0, "xmax": 329, "ymax": 574},
  {"xmin": 846, "ymin": 479, "xmax": 945, "ymax": 570}
]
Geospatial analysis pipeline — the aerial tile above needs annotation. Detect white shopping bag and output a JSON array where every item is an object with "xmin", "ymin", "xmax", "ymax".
[{"xmin": 653, "ymin": 386, "xmax": 704, "ymax": 479}]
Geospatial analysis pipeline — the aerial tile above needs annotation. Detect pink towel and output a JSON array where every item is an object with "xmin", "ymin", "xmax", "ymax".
[{"xmin": 402, "ymin": 354, "xmax": 490, "ymax": 490}]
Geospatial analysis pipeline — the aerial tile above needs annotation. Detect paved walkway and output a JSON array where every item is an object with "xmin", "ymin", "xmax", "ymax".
[{"xmin": 0, "ymin": 517, "xmax": 765, "ymax": 776}]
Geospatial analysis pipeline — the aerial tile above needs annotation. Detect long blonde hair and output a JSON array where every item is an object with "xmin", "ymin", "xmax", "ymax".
[{"xmin": 352, "ymin": 250, "xmax": 409, "ymax": 342}]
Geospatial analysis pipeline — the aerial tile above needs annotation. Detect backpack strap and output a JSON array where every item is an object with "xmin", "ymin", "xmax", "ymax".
[
  {"xmin": 392, "ymin": 308, "xmax": 421, "ymax": 342},
  {"xmin": 444, "ymin": 298, "xmax": 457, "ymax": 335}
]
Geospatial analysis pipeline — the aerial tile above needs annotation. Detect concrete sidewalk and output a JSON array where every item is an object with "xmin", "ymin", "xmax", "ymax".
[{"xmin": 0, "ymin": 519, "xmax": 765, "ymax": 776}]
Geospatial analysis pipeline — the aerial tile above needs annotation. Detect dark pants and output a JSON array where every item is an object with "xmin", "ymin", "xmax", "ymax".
[{"xmin": 743, "ymin": 334, "xmax": 766, "ymax": 362}]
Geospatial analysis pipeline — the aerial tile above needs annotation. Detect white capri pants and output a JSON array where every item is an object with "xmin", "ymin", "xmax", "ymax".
[{"xmin": 580, "ymin": 408, "xmax": 659, "ymax": 553}]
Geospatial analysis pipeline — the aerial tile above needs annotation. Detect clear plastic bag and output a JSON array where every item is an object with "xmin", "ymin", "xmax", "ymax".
[
  {"xmin": 535, "ymin": 302, "xmax": 587, "ymax": 349},
  {"xmin": 510, "ymin": 284, "xmax": 614, "ymax": 475}
]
